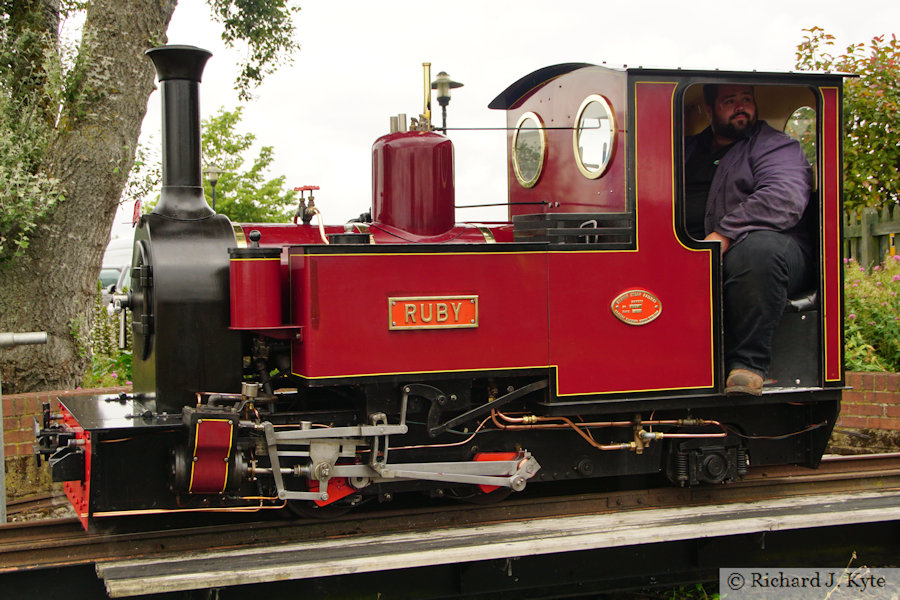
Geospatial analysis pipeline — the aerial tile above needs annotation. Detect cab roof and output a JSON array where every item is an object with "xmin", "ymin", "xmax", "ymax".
[{"xmin": 489, "ymin": 63, "xmax": 852, "ymax": 110}]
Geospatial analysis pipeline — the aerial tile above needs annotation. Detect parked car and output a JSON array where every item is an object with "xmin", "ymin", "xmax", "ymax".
[
  {"xmin": 99, "ymin": 267, "xmax": 121, "ymax": 288},
  {"xmin": 100, "ymin": 235, "xmax": 133, "ymax": 304},
  {"xmin": 101, "ymin": 265, "xmax": 130, "ymax": 312},
  {"xmin": 100, "ymin": 267, "xmax": 121, "ymax": 303}
]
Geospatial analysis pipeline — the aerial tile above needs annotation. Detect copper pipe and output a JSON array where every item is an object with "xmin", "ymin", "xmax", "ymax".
[
  {"xmin": 490, "ymin": 411, "xmax": 632, "ymax": 451},
  {"xmin": 494, "ymin": 412, "xmax": 633, "ymax": 427},
  {"xmin": 92, "ymin": 500, "xmax": 286, "ymax": 518},
  {"xmin": 491, "ymin": 411, "xmax": 728, "ymax": 449},
  {"xmin": 493, "ymin": 411, "xmax": 724, "ymax": 430},
  {"xmin": 197, "ymin": 391, "xmax": 243, "ymax": 398},
  {"xmin": 389, "ymin": 416, "xmax": 493, "ymax": 451}
]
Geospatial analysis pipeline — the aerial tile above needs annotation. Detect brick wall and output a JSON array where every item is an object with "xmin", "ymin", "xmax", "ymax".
[
  {"xmin": 837, "ymin": 372, "xmax": 900, "ymax": 431},
  {"xmin": 829, "ymin": 372, "xmax": 900, "ymax": 455},
  {"xmin": 3, "ymin": 386, "xmax": 130, "ymax": 457}
]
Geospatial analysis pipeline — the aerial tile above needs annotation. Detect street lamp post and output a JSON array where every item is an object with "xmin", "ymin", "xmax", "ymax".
[{"xmin": 203, "ymin": 165, "xmax": 222, "ymax": 211}]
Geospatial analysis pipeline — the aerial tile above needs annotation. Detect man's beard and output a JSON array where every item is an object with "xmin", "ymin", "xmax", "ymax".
[{"xmin": 712, "ymin": 112, "xmax": 756, "ymax": 141}]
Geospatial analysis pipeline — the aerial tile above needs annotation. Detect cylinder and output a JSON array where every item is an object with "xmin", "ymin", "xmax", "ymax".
[
  {"xmin": 228, "ymin": 247, "xmax": 283, "ymax": 328},
  {"xmin": 372, "ymin": 131, "xmax": 455, "ymax": 237}
]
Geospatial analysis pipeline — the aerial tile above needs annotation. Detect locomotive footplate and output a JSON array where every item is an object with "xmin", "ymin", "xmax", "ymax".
[
  {"xmin": 52, "ymin": 393, "xmax": 185, "ymax": 431},
  {"xmin": 35, "ymin": 394, "xmax": 185, "ymax": 528}
]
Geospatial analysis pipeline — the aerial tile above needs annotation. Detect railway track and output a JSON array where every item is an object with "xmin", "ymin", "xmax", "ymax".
[
  {"xmin": 3, "ymin": 452, "xmax": 900, "ymax": 575},
  {"xmin": 4, "ymin": 493, "xmax": 74, "ymax": 521}
]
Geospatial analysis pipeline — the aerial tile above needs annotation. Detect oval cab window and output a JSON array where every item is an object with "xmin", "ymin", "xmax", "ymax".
[
  {"xmin": 784, "ymin": 105, "xmax": 817, "ymax": 168},
  {"xmin": 512, "ymin": 112, "xmax": 546, "ymax": 188},
  {"xmin": 573, "ymin": 95, "xmax": 616, "ymax": 178}
]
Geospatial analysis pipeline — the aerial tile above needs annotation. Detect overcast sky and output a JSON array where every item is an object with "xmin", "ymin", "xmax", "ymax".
[{"xmin": 112, "ymin": 0, "xmax": 900, "ymax": 239}]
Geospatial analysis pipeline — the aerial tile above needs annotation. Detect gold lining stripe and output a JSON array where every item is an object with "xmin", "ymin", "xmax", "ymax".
[
  {"xmin": 555, "ymin": 365, "xmax": 717, "ymax": 397},
  {"xmin": 820, "ymin": 86, "xmax": 843, "ymax": 381},
  {"xmin": 229, "ymin": 257, "xmax": 280, "ymax": 261},
  {"xmin": 188, "ymin": 423, "xmax": 201, "ymax": 493},
  {"xmin": 290, "ymin": 362, "xmax": 714, "ymax": 397},
  {"xmin": 634, "ymin": 80, "xmax": 715, "ymax": 390},
  {"xmin": 291, "ymin": 364, "xmax": 549, "ymax": 380},
  {"xmin": 288, "ymin": 250, "xmax": 544, "ymax": 259},
  {"xmin": 221, "ymin": 421, "xmax": 233, "ymax": 493},
  {"xmin": 289, "ymin": 248, "xmax": 647, "ymax": 260}
]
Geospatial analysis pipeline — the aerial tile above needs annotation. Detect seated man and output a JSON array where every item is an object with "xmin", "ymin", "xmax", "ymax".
[{"xmin": 684, "ymin": 84, "xmax": 813, "ymax": 395}]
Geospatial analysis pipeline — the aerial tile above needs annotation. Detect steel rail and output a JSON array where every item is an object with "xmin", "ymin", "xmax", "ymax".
[
  {"xmin": 2, "ymin": 452, "xmax": 899, "ymax": 574},
  {"xmin": 4, "ymin": 493, "xmax": 69, "ymax": 518}
]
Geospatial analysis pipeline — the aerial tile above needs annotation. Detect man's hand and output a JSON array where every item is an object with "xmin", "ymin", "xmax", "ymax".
[{"xmin": 704, "ymin": 231, "xmax": 731, "ymax": 253}]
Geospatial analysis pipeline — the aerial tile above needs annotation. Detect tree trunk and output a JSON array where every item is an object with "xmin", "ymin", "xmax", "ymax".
[{"xmin": 0, "ymin": 0, "xmax": 177, "ymax": 393}]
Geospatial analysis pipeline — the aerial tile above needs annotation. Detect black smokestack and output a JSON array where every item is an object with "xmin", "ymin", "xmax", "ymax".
[{"xmin": 145, "ymin": 45, "xmax": 213, "ymax": 220}]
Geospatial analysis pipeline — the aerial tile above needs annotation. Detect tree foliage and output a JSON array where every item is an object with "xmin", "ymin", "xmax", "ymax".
[
  {"xmin": 0, "ymin": 0, "xmax": 299, "ymax": 260},
  {"xmin": 0, "ymin": 1, "xmax": 64, "ymax": 261},
  {"xmin": 200, "ymin": 107, "xmax": 297, "ymax": 222},
  {"xmin": 142, "ymin": 106, "xmax": 298, "ymax": 221},
  {"xmin": 0, "ymin": 0, "xmax": 299, "ymax": 393},
  {"xmin": 208, "ymin": 0, "xmax": 300, "ymax": 101},
  {"xmin": 795, "ymin": 27, "xmax": 900, "ymax": 212}
]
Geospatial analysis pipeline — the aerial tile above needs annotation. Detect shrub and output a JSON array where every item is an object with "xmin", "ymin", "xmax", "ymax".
[
  {"xmin": 844, "ymin": 254, "xmax": 900, "ymax": 371},
  {"xmin": 84, "ymin": 281, "xmax": 132, "ymax": 387}
]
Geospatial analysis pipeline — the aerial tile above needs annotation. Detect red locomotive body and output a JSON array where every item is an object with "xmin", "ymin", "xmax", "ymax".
[{"xmin": 36, "ymin": 46, "xmax": 845, "ymax": 529}]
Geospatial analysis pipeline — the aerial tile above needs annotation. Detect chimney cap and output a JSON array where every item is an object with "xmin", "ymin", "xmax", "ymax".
[{"xmin": 146, "ymin": 45, "xmax": 212, "ymax": 83}]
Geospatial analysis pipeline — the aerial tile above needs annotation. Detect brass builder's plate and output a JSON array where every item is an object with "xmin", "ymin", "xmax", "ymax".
[{"xmin": 611, "ymin": 289, "xmax": 662, "ymax": 326}]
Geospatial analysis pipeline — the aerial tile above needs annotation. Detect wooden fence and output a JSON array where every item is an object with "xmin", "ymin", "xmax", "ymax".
[{"xmin": 844, "ymin": 205, "xmax": 900, "ymax": 266}]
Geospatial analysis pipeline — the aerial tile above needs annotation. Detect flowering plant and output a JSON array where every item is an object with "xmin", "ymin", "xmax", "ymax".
[
  {"xmin": 844, "ymin": 254, "xmax": 900, "ymax": 371},
  {"xmin": 85, "ymin": 281, "xmax": 133, "ymax": 387}
]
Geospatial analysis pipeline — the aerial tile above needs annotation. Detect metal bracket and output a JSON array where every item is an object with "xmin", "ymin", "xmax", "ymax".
[
  {"xmin": 428, "ymin": 379, "xmax": 548, "ymax": 437},
  {"xmin": 309, "ymin": 439, "xmax": 340, "ymax": 492},
  {"xmin": 262, "ymin": 393, "xmax": 411, "ymax": 502},
  {"xmin": 134, "ymin": 263, "xmax": 153, "ymax": 290},
  {"xmin": 263, "ymin": 422, "xmax": 327, "ymax": 501},
  {"xmin": 400, "ymin": 384, "xmax": 449, "ymax": 437}
]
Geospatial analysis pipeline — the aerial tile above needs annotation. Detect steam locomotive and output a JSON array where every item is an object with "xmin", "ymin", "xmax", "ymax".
[{"xmin": 36, "ymin": 46, "xmax": 846, "ymax": 529}]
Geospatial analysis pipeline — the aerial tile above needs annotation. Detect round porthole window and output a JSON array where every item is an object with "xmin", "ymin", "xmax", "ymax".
[
  {"xmin": 573, "ymin": 95, "xmax": 616, "ymax": 179},
  {"xmin": 512, "ymin": 112, "xmax": 546, "ymax": 188},
  {"xmin": 784, "ymin": 105, "xmax": 817, "ymax": 168}
]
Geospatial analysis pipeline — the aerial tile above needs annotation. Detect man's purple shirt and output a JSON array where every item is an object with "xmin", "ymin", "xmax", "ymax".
[{"xmin": 685, "ymin": 121, "xmax": 813, "ymax": 254}]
